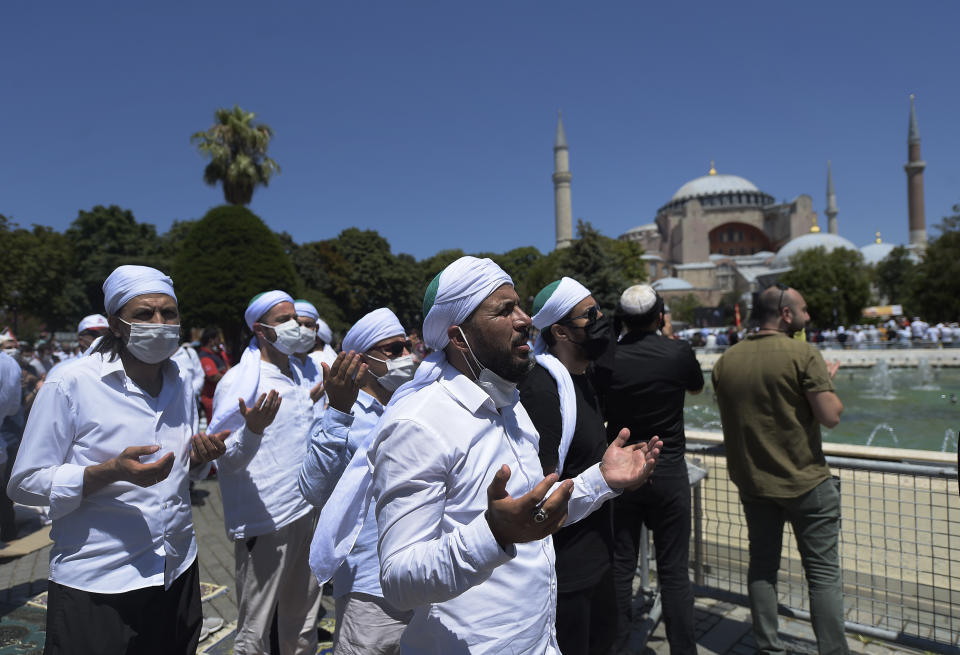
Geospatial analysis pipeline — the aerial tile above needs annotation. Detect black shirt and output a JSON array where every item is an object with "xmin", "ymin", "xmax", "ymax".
[
  {"xmin": 519, "ymin": 363, "xmax": 613, "ymax": 592},
  {"xmin": 602, "ymin": 331, "xmax": 704, "ymax": 477}
]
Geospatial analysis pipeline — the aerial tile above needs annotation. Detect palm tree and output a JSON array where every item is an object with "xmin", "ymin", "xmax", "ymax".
[{"xmin": 191, "ymin": 105, "xmax": 281, "ymax": 206}]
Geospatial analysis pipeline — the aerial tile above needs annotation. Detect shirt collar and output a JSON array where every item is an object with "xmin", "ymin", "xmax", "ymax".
[
  {"xmin": 97, "ymin": 350, "xmax": 182, "ymax": 403},
  {"xmin": 356, "ymin": 389, "xmax": 383, "ymax": 412},
  {"xmin": 438, "ymin": 359, "xmax": 502, "ymax": 414}
]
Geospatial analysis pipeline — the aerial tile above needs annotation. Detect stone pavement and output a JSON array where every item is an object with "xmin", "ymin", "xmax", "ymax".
[{"xmin": 0, "ymin": 479, "xmax": 935, "ymax": 654}]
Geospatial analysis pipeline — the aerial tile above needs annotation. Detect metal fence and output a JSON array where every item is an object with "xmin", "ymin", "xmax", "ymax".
[{"xmin": 680, "ymin": 434, "xmax": 960, "ymax": 653}]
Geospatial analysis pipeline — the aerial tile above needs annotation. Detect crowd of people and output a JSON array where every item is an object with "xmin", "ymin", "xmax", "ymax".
[{"xmin": 0, "ymin": 258, "xmax": 851, "ymax": 655}]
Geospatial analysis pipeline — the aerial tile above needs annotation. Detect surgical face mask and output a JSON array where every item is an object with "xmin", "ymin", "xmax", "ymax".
[
  {"xmin": 457, "ymin": 327, "xmax": 517, "ymax": 409},
  {"xmin": 119, "ymin": 319, "xmax": 181, "ymax": 364},
  {"xmin": 2, "ymin": 348, "xmax": 17, "ymax": 357},
  {"xmin": 261, "ymin": 319, "xmax": 302, "ymax": 356},
  {"xmin": 366, "ymin": 353, "xmax": 417, "ymax": 391},
  {"xmin": 296, "ymin": 327, "xmax": 318, "ymax": 353}
]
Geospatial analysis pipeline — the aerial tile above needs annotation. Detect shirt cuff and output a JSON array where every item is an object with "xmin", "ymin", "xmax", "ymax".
[
  {"xmin": 49, "ymin": 463, "xmax": 86, "ymax": 520},
  {"xmin": 321, "ymin": 407, "xmax": 356, "ymax": 432},
  {"xmin": 581, "ymin": 462, "xmax": 621, "ymax": 499},
  {"xmin": 460, "ymin": 511, "xmax": 516, "ymax": 572}
]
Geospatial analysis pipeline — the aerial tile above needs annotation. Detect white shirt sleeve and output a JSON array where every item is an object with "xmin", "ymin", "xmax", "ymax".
[
  {"xmin": 561, "ymin": 462, "xmax": 621, "ymax": 525},
  {"xmin": 373, "ymin": 418, "xmax": 515, "ymax": 611},
  {"xmin": 7, "ymin": 379, "xmax": 86, "ymax": 519},
  {"xmin": 0, "ymin": 354, "xmax": 21, "ymax": 419}
]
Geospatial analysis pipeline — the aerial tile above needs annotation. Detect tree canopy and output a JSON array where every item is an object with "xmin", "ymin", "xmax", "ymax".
[
  {"xmin": 873, "ymin": 245, "xmax": 918, "ymax": 307},
  {"xmin": 911, "ymin": 204, "xmax": 960, "ymax": 321},
  {"xmin": 191, "ymin": 105, "xmax": 280, "ymax": 206},
  {"xmin": 779, "ymin": 246, "xmax": 871, "ymax": 327}
]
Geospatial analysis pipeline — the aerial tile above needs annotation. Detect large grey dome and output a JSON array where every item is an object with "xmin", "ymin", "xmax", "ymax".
[
  {"xmin": 671, "ymin": 174, "xmax": 759, "ymax": 202},
  {"xmin": 771, "ymin": 232, "xmax": 858, "ymax": 268}
]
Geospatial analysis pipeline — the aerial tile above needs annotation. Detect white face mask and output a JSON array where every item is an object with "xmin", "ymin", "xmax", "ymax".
[
  {"xmin": 119, "ymin": 319, "xmax": 181, "ymax": 364},
  {"xmin": 366, "ymin": 353, "xmax": 417, "ymax": 391},
  {"xmin": 2, "ymin": 348, "xmax": 17, "ymax": 357},
  {"xmin": 261, "ymin": 319, "xmax": 302, "ymax": 356},
  {"xmin": 296, "ymin": 327, "xmax": 318, "ymax": 354},
  {"xmin": 457, "ymin": 327, "xmax": 517, "ymax": 409}
]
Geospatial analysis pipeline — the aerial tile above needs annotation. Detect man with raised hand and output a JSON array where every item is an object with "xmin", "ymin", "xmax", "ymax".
[
  {"xmin": 365, "ymin": 256, "xmax": 661, "ymax": 654},
  {"xmin": 207, "ymin": 291, "xmax": 321, "ymax": 655},
  {"xmin": 292, "ymin": 299, "xmax": 327, "ymax": 417},
  {"xmin": 519, "ymin": 277, "xmax": 622, "ymax": 655},
  {"xmin": 8, "ymin": 265, "xmax": 230, "ymax": 655},
  {"xmin": 301, "ymin": 307, "xmax": 416, "ymax": 655}
]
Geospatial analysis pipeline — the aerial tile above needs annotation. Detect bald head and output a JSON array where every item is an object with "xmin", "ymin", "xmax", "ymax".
[{"xmin": 758, "ymin": 284, "xmax": 808, "ymax": 334}]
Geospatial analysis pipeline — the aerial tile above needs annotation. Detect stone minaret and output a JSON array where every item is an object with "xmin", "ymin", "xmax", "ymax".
[
  {"xmin": 905, "ymin": 94, "xmax": 927, "ymax": 249},
  {"xmin": 553, "ymin": 112, "xmax": 573, "ymax": 249},
  {"xmin": 825, "ymin": 160, "xmax": 839, "ymax": 235}
]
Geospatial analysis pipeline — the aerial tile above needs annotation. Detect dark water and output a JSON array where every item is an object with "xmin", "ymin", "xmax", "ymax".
[{"xmin": 685, "ymin": 365, "xmax": 960, "ymax": 452}]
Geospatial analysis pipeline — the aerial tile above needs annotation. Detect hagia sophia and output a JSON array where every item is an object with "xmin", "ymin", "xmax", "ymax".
[{"xmin": 551, "ymin": 96, "xmax": 929, "ymax": 307}]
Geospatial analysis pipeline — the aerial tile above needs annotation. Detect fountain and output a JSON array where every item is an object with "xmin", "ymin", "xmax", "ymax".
[
  {"xmin": 942, "ymin": 429, "xmax": 958, "ymax": 453},
  {"xmin": 866, "ymin": 360, "xmax": 895, "ymax": 399},
  {"xmin": 865, "ymin": 423, "xmax": 900, "ymax": 447},
  {"xmin": 915, "ymin": 358, "xmax": 939, "ymax": 390}
]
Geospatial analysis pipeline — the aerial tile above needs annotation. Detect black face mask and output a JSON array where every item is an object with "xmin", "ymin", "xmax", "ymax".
[{"xmin": 575, "ymin": 315, "xmax": 612, "ymax": 360}]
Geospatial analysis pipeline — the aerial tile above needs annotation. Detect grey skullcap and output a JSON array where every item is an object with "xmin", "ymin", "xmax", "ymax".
[{"xmin": 620, "ymin": 284, "xmax": 659, "ymax": 315}]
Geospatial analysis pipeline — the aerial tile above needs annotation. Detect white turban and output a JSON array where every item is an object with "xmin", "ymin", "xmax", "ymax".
[
  {"xmin": 244, "ymin": 290, "xmax": 294, "ymax": 329},
  {"xmin": 422, "ymin": 256, "xmax": 513, "ymax": 350},
  {"xmin": 207, "ymin": 290, "xmax": 295, "ymax": 435},
  {"xmin": 530, "ymin": 277, "xmax": 592, "ymax": 474},
  {"xmin": 310, "ymin": 255, "xmax": 513, "ymax": 585},
  {"xmin": 102, "ymin": 265, "xmax": 176, "ymax": 315},
  {"xmin": 315, "ymin": 318, "xmax": 333, "ymax": 346},
  {"xmin": 77, "ymin": 314, "xmax": 109, "ymax": 333},
  {"xmin": 342, "ymin": 308, "xmax": 405, "ymax": 354},
  {"xmin": 294, "ymin": 299, "xmax": 319, "ymax": 321}
]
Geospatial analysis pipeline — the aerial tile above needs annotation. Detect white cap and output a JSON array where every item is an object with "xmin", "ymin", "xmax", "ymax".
[
  {"xmin": 78, "ymin": 314, "xmax": 110, "ymax": 333},
  {"xmin": 619, "ymin": 284, "xmax": 659, "ymax": 315}
]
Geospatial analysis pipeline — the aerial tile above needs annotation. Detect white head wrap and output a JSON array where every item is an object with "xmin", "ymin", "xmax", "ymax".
[
  {"xmin": 207, "ymin": 290, "xmax": 295, "ymax": 435},
  {"xmin": 77, "ymin": 314, "xmax": 109, "ymax": 333},
  {"xmin": 102, "ymin": 265, "xmax": 176, "ymax": 315},
  {"xmin": 315, "ymin": 319, "xmax": 333, "ymax": 346},
  {"xmin": 310, "ymin": 256, "xmax": 513, "ymax": 585},
  {"xmin": 294, "ymin": 299, "xmax": 319, "ymax": 321},
  {"xmin": 530, "ymin": 277, "xmax": 592, "ymax": 474},
  {"xmin": 341, "ymin": 308, "xmax": 405, "ymax": 354}
]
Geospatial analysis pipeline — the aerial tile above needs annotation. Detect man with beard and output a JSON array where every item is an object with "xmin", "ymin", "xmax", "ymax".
[
  {"xmin": 346, "ymin": 256, "xmax": 662, "ymax": 654},
  {"xmin": 302, "ymin": 307, "xmax": 416, "ymax": 655},
  {"xmin": 713, "ymin": 284, "xmax": 847, "ymax": 655},
  {"xmin": 603, "ymin": 284, "xmax": 703, "ymax": 654},
  {"xmin": 518, "ymin": 277, "xmax": 619, "ymax": 655}
]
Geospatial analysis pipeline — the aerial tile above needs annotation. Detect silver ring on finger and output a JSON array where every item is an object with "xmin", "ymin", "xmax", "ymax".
[{"xmin": 533, "ymin": 507, "xmax": 549, "ymax": 523}]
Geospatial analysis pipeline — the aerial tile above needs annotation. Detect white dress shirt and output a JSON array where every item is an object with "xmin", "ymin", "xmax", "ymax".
[
  {"xmin": 0, "ymin": 352, "xmax": 20, "ymax": 421},
  {"xmin": 7, "ymin": 351, "xmax": 199, "ymax": 593},
  {"xmin": 217, "ymin": 359, "xmax": 314, "ymax": 540},
  {"xmin": 171, "ymin": 345, "xmax": 204, "ymax": 400},
  {"xmin": 299, "ymin": 390, "xmax": 384, "ymax": 599},
  {"xmin": 292, "ymin": 354, "xmax": 325, "ymax": 418},
  {"xmin": 370, "ymin": 360, "xmax": 618, "ymax": 654}
]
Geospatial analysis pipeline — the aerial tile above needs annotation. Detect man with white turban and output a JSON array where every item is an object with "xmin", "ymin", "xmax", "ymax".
[
  {"xmin": 292, "ymin": 299, "xmax": 328, "ymax": 417},
  {"xmin": 308, "ymin": 315, "xmax": 338, "ymax": 370},
  {"xmin": 301, "ymin": 307, "xmax": 416, "ymax": 654},
  {"xmin": 360, "ymin": 256, "xmax": 662, "ymax": 654},
  {"xmin": 209, "ymin": 290, "xmax": 321, "ymax": 655},
  {"xmin": 7, "ymin": 265, "xmax": 230, "ymax": 655},
  {"xmin": 518, "ymin": 277, "xmax": 619, "ymax": 655}
]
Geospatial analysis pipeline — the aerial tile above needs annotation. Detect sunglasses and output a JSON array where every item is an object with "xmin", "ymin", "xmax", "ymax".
[
  {"xmin": 776, "ymin": 283, "xmax": 789, "ymax": 312},
  {"xmin": 374, "ymin": 340, "xmax": 412, "ymax": 357},
  {"xmin": 561, "ymin": 305, "xmax": 600, "ymax": 325}
]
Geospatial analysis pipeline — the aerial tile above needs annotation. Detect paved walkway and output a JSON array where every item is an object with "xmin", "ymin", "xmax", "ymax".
[{"xmin": 0, "ymin": 479, "xmax": 933, "ymax": 654}]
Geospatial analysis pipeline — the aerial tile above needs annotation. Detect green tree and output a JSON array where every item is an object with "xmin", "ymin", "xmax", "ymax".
[
  {"xmin": 554, "ymin": 220, "xmax": 647, "ymax": 310},
  {"xmin": 173, "ymin": 205, "xmax": 297, "ymax": 354},
  {"xmin": 911, "ymin": 204, "xmax": 960, "ymax": 321},
  {"xmin": 191, "ymin": 105, "xmax": 280, "ymax": 206},
  {"xmin": 64, "ymin": 205, "xmax": 163, "ymax": 313},
  {"xmin": 873, "ymin": 245, "xmax": 918, "ymax": 306},
  {"xmin": 779, "ymin": 246, "xmax": 871, "ymax": 327},
  {"xmin": 667, "ymin": 293, "xmax": 701, "ymax": 325}
]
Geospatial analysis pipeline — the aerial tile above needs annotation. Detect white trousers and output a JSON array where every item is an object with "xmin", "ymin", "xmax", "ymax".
[
  {"xmin": 234, "ymin": 511, "xmax": 322, "ymax": 655},
  {"xmin": 333, "ymin": 591, "xmax": 412, "ymax": 655}
]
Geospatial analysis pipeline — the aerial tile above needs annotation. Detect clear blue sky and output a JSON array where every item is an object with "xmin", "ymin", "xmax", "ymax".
[{"xmin": 2, "ymin": 2, "xmax": 958, "ymax": 260}]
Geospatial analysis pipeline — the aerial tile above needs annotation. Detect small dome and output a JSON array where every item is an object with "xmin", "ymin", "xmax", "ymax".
[
  {"xmin": 652, "ymin": 277, "xmax": 694, "ymax": 291},
  {"xmin": 860, "ymin": 241, "xmax": 895, "ymax": 266},
  {"xmin": 771, "ymin": 232, "xmax": 858, "ymax": 268},
  {"xmin": 623, "ymin": 222, "xmax": 658, "ymax": 234},
  {"xmin": 671, "ymin": 174, "xmax": 760, "ymax": 202}
]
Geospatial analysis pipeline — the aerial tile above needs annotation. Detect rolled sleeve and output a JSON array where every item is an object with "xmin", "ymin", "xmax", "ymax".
[{"xmin": 298, "ymin": 408, "xmax": 355, "ymax": 507}]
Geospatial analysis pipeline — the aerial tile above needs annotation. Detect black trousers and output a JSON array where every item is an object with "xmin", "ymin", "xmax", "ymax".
[
  {"xmin": 44, "ymin": 559, "xmax": 202, "ymax": 655},
  {"xmin": 612, "ymin": 474, "xmax": 696, "ymax": 654},
  {"xmin": 556, "ymin": 566, "xmax": 617, "ymax": 655}
]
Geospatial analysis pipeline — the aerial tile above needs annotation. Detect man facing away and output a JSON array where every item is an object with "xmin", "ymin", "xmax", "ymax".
[
  {"xmin": 8, "ymin": 265, "xmax": 230, "ymax": 654},
  {"xmin": 602, "ymin": 285, "xmax": 703, "ymax": 654},
  {"xmin": 712, "ymin": 284, "xmax": 847, "ymax": 655},
  {"xmin": 364, "ymin": 256, "xmax": 662, "ymax": 654},
  {"xmin": 301, "ymin": 307, "xmax": 417, "ymax": 654},
  {"xmin": 207, "ymin": 291, "xmax": 321, "ymax": 655}
]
